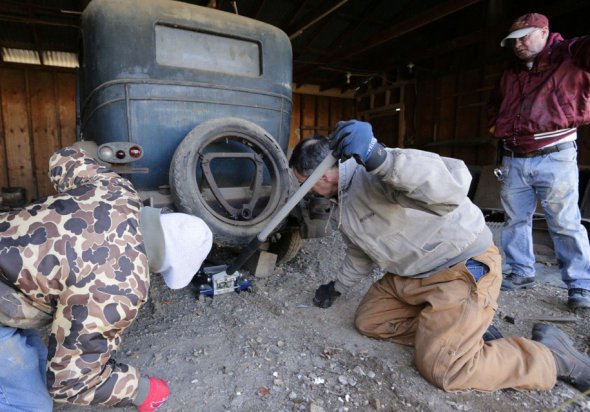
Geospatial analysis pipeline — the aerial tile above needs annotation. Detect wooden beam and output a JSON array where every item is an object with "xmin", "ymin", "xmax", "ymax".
[
  {"xmin": 0, "ymin": 68, "xmax": 36, "ymax": 200},
  {"xmin": 0, "ymin": 70, "xmax": 6, "ymax": 187},
  {"xmin": 252, "ymin": 0, "xmax": 267, "ymax": 19},
  {"xmin": 295, "ymin": 0, "xmax": 481, "ymax": 79},
  {"xmin": 294, "ymin": 1, "xmax": 376, "ymax": 70},
  {"xmin": 335, "ymin": 0, "xmax": 482, "ymax": 60},
  {"xmin": 280, "ymin": 0, "xmax": 311, "ymax": 30},
  {"xmin": 289, "ymin": 0, "xmax": 349, "ymax": 40}
]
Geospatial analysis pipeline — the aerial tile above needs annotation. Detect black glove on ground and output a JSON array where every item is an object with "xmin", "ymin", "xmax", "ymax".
[{"xmin": 313, "ymin": 281, "xmax": 341, "ymax": 308}]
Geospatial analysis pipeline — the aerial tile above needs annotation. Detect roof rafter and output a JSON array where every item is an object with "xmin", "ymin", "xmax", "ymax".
[{"xmin": 294, "ymin": 0, "xmax": 482, "ymax": 81}]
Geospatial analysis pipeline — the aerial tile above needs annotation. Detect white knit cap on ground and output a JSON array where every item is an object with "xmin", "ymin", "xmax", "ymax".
[{"xmin": 159, "ymin": 213, "xmax": 213, "ymax": 289}]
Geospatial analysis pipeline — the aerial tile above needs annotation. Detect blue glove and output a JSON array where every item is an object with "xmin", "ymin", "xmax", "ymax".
[{"xmin": 328, "ymin": 120, "xmax": 386, "ymax": 170}]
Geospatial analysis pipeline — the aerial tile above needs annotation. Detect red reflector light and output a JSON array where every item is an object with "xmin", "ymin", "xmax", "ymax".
[{"xmin": 129, "ymin": 146, "xmax": 142, "ymax": 158}]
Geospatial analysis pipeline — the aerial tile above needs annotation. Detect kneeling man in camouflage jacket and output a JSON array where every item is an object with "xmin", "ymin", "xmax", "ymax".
[{"xmin": 0, "ymin": 146, "xmax": 212, "ymax": 411}]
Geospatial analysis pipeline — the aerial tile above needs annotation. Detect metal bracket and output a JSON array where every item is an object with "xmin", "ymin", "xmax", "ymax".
[{"xmin": 200, "ymin": 152, "xmax": 264, "ymax": 220}]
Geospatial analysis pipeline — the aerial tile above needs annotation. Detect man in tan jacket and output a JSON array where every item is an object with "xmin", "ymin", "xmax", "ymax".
[{"xmin": 289, "ymin": 120, "xmax": 590, "ymax": 394}]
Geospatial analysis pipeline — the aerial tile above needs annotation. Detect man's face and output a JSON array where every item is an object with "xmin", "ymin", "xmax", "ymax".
[
  {"xmin": 511, "ymin": 27, "xmax": 548, "ymax": 62},
  {"xmin": 292, "ymin": 168, "xmax": 338, "ymax": 198}
]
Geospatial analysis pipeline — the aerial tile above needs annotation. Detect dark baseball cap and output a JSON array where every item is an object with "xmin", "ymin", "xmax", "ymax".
[{"xmin": 500, "ymin": 13, "xmax": 549, "ymax": 47}]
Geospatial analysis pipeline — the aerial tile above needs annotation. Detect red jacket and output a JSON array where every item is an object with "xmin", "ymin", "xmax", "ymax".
[{"xmin": 488, "ymin": 33, "xmax": 590, "ymax": 152}]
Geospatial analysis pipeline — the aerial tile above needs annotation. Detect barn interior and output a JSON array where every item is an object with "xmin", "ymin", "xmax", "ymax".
[{"xmin": 0, "ymin": 0, "xmax": 589, "ymax": 228}]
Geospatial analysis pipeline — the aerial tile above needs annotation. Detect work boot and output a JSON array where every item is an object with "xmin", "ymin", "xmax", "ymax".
[
  {"xmin": 483, "ymin": 324, "xmax": 503, "ymax": 342},
  {"xmin": 568, "ymin": 288, "xmax": 590, "ymax": 310},
  {"xmin": 501, "ymin": 273, "xmax": 536, "ymax": 291},
  {"xmin": 532, "ymin": 323, "xmax": 590, "ymax": 394}
]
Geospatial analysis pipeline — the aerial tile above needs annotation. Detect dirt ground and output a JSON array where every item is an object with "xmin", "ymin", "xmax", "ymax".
[{"xmin": 54, "ymin": 228, "xmax": 590, "ymax": 412}]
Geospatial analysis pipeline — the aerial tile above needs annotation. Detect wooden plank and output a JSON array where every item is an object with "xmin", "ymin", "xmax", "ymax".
[
  {"xmin": 455, "ymin": 69, "xmax": 481, "ymax": 165},
  {"xmin": 329, "ymin": 98, "xmax": 343, "ymax": 130},
  {"xmin": 437, "ymin": 74, "xmax": 456, "ymax": 144},
  {"xmin": 342, "ymin": 98, "xmax": 354, "ymax": 121},
  {"xmin": 483, "ymin": 64, "xmax": 503, "ymax": 165},
  {"xmin": 415, "ymin": 79, "xmax": 434, "ymax": 146},
  {"xmin": 370, "ymin": 115, "xmax": 398, "ymax": 148},
  {"xmin": 289, "ymin": 93, "xmax": 301, "ymax": 150},
  {"xmin": 0, "ymin": 68, "xmax": 35, "ymax": 201},
  {"xmin": 398, "ymin": 88, "xmax": 406, "ymax": 148},
  {"xmin": 317, "ymin": 96, "xmax": 330, "ymax": 137},
  {"xmin": 301, "ymin": 95, "xmax": 316, "ymax": 140},
  {"xmin": 0, "ymin": 69, "xmax": 7, "ymax": 187},
  {"xmin": 434, "ymin": 75, "xmax": 456, "ymax": 158},
  {"xmin": 56, "ymin": 72, "xmax": 77, "ymax": 148},
  {"xmin": 29, "ymin": 70, "xmax": 60, "ymax": 199}
]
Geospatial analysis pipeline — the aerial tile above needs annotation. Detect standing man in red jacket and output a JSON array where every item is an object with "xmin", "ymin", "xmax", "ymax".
[{"xmin": 488, "ymin": 13, "xmax": 590, "ymax": 309}]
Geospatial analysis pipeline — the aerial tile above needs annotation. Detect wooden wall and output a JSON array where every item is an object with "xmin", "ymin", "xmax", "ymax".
[
  {"xmin": 3, "ymin": 62, "xmax": 587, "ymax": 205},
  {"xmin": 0, "ymin": 65, "xmax": 355, "ymax": 203},
  {"xmin": 0, "ymin": 67, "xmax": 76, "ymax": 202},
  {"xmin": 355, "ymin": 65, "xmax": 590, "ymax": 216},
  {"xmin": 289, "ymin": 93, "xmax": 355, "ymax": 153},
  {"xmin": 356, "ymin": 66, "xmax": 590, "ymax": 168}
]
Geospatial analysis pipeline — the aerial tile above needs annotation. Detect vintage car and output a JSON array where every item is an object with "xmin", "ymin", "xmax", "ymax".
[{"xmin": 78, "ymin": 0, "xmax": 328, "ymax": 261}]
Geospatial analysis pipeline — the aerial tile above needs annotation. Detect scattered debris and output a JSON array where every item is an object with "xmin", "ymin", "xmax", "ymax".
[{"xmin": 53, "ymin": 231, "xmax": 590, "ymax": 412}]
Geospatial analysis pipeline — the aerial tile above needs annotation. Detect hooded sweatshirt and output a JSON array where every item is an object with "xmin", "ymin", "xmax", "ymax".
[{"xmin": 0, "ymin": 146, "xmax": 148, "ymax": 406}]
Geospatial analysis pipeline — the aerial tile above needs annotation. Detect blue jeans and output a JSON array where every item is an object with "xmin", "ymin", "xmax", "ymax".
[
  {"xmin": 0, "ymin": 326, "xmax": 52, "ymax": 412},
  {"xmin": 466, "ymin": 258, "xmax": 489, "ymax": 282},
  {"xmin": 500, "ymin": 146, "xmax": 590, "ymax": 290}
]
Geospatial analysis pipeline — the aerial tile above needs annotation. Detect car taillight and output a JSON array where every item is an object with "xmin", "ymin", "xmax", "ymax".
[{"xmin": 129, "ymin": 146, "xmax": 142, "ymax": 158}]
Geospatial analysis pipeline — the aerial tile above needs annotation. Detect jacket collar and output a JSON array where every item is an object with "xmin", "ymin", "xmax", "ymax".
[
  {"xmin": 338, "ymin": 158, "xmax": 359, "ymax": 195},
  {"xmin": 514, "ymin": 32, "xmax": 564, "ymax": 73}
]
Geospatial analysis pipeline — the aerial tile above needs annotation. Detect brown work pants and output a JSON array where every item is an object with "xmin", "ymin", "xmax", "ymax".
[{"xmin": 354, "ymin": 245, "xmax": 556, "ymax": 391}]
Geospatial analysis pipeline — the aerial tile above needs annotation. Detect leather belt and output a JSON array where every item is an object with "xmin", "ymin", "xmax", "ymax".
[{"xmin": 503, "ymin": 141, "xmax": 575, "ymax": 158}]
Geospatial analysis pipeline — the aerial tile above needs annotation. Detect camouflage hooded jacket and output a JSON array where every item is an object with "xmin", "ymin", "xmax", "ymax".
[{"xmin": 0, "ymin": 146, "xmax": 149, "ymax": 406}]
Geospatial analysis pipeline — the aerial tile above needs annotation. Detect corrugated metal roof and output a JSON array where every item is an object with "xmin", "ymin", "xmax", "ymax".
[
  {"xmin": 1, "ymin": 47, "xmax": 41, "ymax": 65},
  {"xmin": 1, "ymin": 47, "xmax": 78, "ymax": 67}
]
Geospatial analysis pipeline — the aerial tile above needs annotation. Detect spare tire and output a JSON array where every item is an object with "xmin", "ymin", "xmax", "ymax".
[{"xmin": 170, "ymin": 117, "xmax": 293, "ymax": 246}]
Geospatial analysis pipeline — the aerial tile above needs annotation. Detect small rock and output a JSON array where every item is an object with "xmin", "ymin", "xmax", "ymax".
[
  {"xmin": 313, "ymin": 377, "xmax": 325, "ymax": 385},
  {"xmin": 369, "ymin": 398, "xmax": 381, "ymax": 410},
  {"xmin": 353, "ymin": 366, "xmax": 366, "ymax": 376},
  {"xmin": 310, "ymin": 403, "xmax": 326, "ymax": 412}
]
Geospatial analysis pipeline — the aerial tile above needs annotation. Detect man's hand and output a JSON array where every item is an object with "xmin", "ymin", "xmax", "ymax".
[
  {"xmin": 313, "ymin": 281, "xmax": 341, "ymax": 308},
  {"xmin": 328, "ymin": 120, "xmax": 386, "ymax": 170},
  {"xmin": 137, "ymin": 377, "xmax": 170, "ymax": 412}
]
